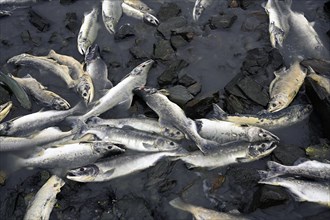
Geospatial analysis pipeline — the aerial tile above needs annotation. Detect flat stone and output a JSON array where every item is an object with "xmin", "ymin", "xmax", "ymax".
[
  {"xmin": 187, "ymin": 82, "xmax": 202, "ymax": 96},
  {"xmin": 157, "ymin": 59, "xmax": 189, "ymax": 86},
  {"xmin": 20, "ymin": 30, "xmax": 31, "ymax": 43},
  {"xmin": 153, "ymin": 39, "xmax": 175, "ymax": 61},
  {"xmin": 272, "ymin": 144, "xmax": 306, "ymax": 165},
  {"xmin": 209, "ymin": 14, "xmax": 237, "ymax": 29},
  {"xmin": 29, "ymin": 9, "xmax": 50, "ymax": 32},
  {"xmin": 237, "ymin": 76, "xmax": 269, "ymax": 106},
  {"xmin": 170, "ymin": 35, "xmax": 188, "ymax": 49},
  {"xmin": 65, "ymin": 12, "xmax": 78, "ymax": 33},
  {"xmin": 167, "ymin": 85, "xmax": 194, "ymax": 106},
  {"xmin": 185, "ymin": 92, "xmax": 219, "ymax": 118},
  {"xmin": 178, "ymin": 74, "xmax": 196, "ymax": 87},
  {"xmin": 255, "ymin": 185, "xmax": 288, "ymax": 209},
  {"xmin": 114, "ymin": 24, "xmax": 135, "ymax": 40},
  {"xmin": 225, "ymin": 94, "xmax": 248, "ymax": 114},
  {"xmin": 157, "ymin": 16, "xmax": 187, "ymax": 39},
  {"xmin": 129, "ymin": 46, "xmax": 149, "ymax": 59},
  {"xmin": 157, "ymin": 3, "xmax": 181, "ymax": 22},
  {"xmin": 172, "ymin": 26, "xmax": 202, "ymax": 41},
  {"xmin": 60, "ymin": 0, "xmax": 77, "ymax": 5},
  {"xmin": 241, "ymin": 16, "xmax": 261, "ymax": 32}
]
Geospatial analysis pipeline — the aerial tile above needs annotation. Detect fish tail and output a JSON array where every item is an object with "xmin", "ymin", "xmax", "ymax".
[
  {"xmin": 197, "ymin": 139, "xmax": 219, "ymax": 154},
  {"xmin": 7, "ymin": 154, "xmax": 25, "ymax": 173},
  {"xmin": 267, "ymin": 161, "xmax": 287, "ymax": 175},
  {"xmin": 169, "ymin": 197, "xmax": 194, "ymax": 213}
]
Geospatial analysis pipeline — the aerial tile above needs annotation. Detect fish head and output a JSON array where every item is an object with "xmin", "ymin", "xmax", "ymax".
[
  {"xmin": 51, "ymin": 97, "xmax": 71, "ymax": 110},
  {"xmin": 66, "ymin": 164, "xmax": 99, "ymax": 182},
  {"xmin": 163, "ymin": 127, "xmax": 185, "ymax": 140},
  {"xmin": 85, "ymin": 44, "xmax": 100, "ymax": 64},
  {"xmin": 247, "ymin": 127, "xmax": 280, "ymax": 142},
  {"xmin": 77, "ymin": 35, "xmax": 90, "ymax": 55},
  {"xmin": 76, "ymin": 77, "xmax": 94, "ymax": 104},
  {"xmin": 246, "ymin": 141, "xmax": 278, "ymax": 161},
  {"xmin": 267, "ymin": 94, "xmax": 289, "ymax": 113},
  {"xmin": 193, "ymin": 0, "xmax": 204, "ymax": 21},
  {"xmin": 269, "ymin": 23, "xmax": 285, "ymax": 48},
  {"xmin": 130, "ymin": 60, "xmax": 154, "ymax": 76},
  {"xmin": 92, "ymin": 142, "xmax": 125, "ymax": 155},
  {"xmin": 155, "ymin": 138, "xmax": 180, "ymax": 151},
  {"xmin": 143, "ymin": 13, "xmax": 159, "ymax": 26}
]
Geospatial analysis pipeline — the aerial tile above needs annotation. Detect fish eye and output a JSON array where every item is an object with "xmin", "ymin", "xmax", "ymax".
[
  {"xmin": 272, "ymin": 103, "xmax": 277, "ymax": 107},
  {"xmin": 261, "ymin": 144, "xmax": 266, "ymax": 147},
  {"xmin": 170, "ymin": 142, "xmax": 175, "ymax": 146},
  {"xmin": 83, "ymin": 92, "xmax": 87, "ymax": 97},
  {"xmin": 165, "ymin": 128, "xmax": 170, "ymax": 132},
  {"xmin": 262, "ymin": 134, "xmax": 267, "ymax": 137},
  {"xmin": 142, "ymin": 65, "xmax": 146, "ymax": 67},
  {"xmin": 176, "ymin": 131, "xmax": 181, "ymax": 135},
  {"xmin": 79, "ymin": 167, "xmax": 85, "ymax": 171},
  {"xmin": 107, "ymin": 146, "xmax": 112, "ymax": 150}
]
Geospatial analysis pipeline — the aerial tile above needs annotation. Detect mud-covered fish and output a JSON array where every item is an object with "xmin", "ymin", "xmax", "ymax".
[
  {"xmin": 7, "ymin": 53, "xmax": 75, "ymax": 88},
  {"xmin": 134, "ymin": 87, "xmax": 221, "ymax": 153},
  {"xmin": 79, "ymin": 60, "xmax": 153, "ymax": 122},
  {"xmin": 66, "ymin": 151, "xmax": 182, "ymax": 182},
  {"xmin": 193, "ymin": 0, "xmax": 213, "ymax": 21},
  {"xmin": 81, "ymin": 125, "xmax": 182, "ymax": 152},
  {"xmin": 0, "ymin": 102, "xmax": 84, "ymax": 136},
  {"xmin": 169, "ymin": 197, "xmax": 250, "ymax": 220},
  {"xmin": 262, "ymin": 0, "xmax": 291, "ymax": 48},
  {"xmin": 0, "ymin": 101, "xmax": 13, "ymax": 122},
  {"xmin": 122, "ymin": 2, "xmax": 159, "ymax": 26},
  {"xmin": 77, "ymin": 7, "xmax": 99, "ymax": 55},
  {"xmin": 212, "ymin": 104, "xmax": 312, "ymax": 130},
  {"xmin": 23, "ymin": 175, "xmax": 64, "ymax": 220},
  {"xmin": 12, "ymin": 141, "xmax": 124, "ymax": 170},
  {"xmin": 123, "ymin": 0, "xmax": 154, "ymax": 14},
  {"xmin": 13, "ymin": 74, "xmax": 70, "ymax": 110},
  {"xmin": 259, "ymin": 176, "xmax": 330, "ymax": 207},
  {"xmin": 102, "ymin": 0, "xmax": 122, "ymax": 34},
  {"xmin": 307, "ymin": 66, "xmax": 330, "ymax": 96},
  {"xmin": 195, "ymin": 118, "xmax": 279, "ymax": 144},
  {"xmin": 265, "ymin": 159, "xmax": 330, "ymax": 180},
  {"xmin": 177, "ymin": 141, "xmax": 277, "ymax": 169},
  {"xmin": 47, "ymin": 50, "xmax": 94, "ymax": 103},
  {"xmin": 268, "ymin": 61, "xmax": 307, "ymax": 112},
  {"xmin": 85, "ymin": 44, "xmax": 112, "ymax": 100},
  {"xmin": 87, "ymin": 116, "xmax": 185, "ymax": 140},
  {"xmin": 0, "ymin": 127, "xmax": 75, "ymax": 152},
  {"xmin": 0, "ymin": 71, "xmax": 31, "ymax": 109}
]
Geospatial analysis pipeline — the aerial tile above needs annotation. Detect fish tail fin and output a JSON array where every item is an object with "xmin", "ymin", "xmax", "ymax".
[
  {"xmin": 169, "ymin": 197, "xmax": 194, "ymax": 213},
  {"xmin": 306, "ymin": 66, "xmax": 316, "ymax": 76},
  {"xmin": 197, "ymin": 139, "xmax": 219, "ymax": 154},
  {"xmin": 267, "ymin": 161, "xmax": 286, "ymax": 175},
  {"xmin": 211, "ymin": 104, "xmax": 228, "ymax": 120},
  {"xmin": 284, "ymin": 0, "xmax": 292, "ymax": 8},
  {"xmin": 47, "ymin": 49, "xmax": 56, "ymax": 58},
  {"xmin": 70, "ymin": 101, "xmax": 87, "ymax": 115},
  {"xmin": 6, "ymin": 154, "xmax": 25, "ymax": 173}
]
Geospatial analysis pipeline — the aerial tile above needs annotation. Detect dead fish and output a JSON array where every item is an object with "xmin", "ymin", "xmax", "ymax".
[
  {"xmin": 307, "ymin": 66, "xmax": 330, "ymax": 96},
  {"xmin": 268, "ymin": 61, "xmax": 307, "ymax": 112},
  {"xmin": 123, "ymin": 0, "xmax": 154, "ymax": 14},
  {"xmin": 193, "ymin": 0, "xmax": 213, "ymax": 21},
  {"xmin": 121, "ymin": 2, "xmax": 159, "ymax": 26},
  {"xmin": 259, "ymin": 176, "xmax": 330, "ymax": 207},
  {"xmin": 23, "ymin": 175, "xmax": 65, "ymax": 220},
  {"xmin": 169, "ymin": 197, "xmax": 250, "ymax": 220},
  {"xmin": 0, "ymin": 71, "xmax": 31, "ymax": 110},
  {"xmin": 77, "ymin": 7, "xmax": 99, "ymax": 55},
  {"xmin": 212, "ymin": 103, "xmax": 312, "ymax": 130},
  {"xmin": 7, "ymin": 53, "xmax": 75, "ymax": 88},
  {"xmin": 0, "ymin": 101, "xmax": 13, "ymax": 122},
  {"xmin": 102, "ymin": 0, "xmax": 122, "ymax": 34},
  {"xmin": 177, "ymin": 141, "xmax": 277, "ymax": 169},
  {"xmin": 13, "ymin": 74, "xmax": 70, "ymax": 110},
  {"xmin": 195, "ymin": 118, "xmax": 279, "ymax": 144},
  {"xmin": 66, "ymin": 151, "xmax": 182, "ymax": 182},
  {"xmin": 265, "ymin": 159, "xmax": 330, "ymax": 180}
]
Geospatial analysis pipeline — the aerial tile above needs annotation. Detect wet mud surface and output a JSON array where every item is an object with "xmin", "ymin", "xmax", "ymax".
[{"xmin": 1, "ymin": 0, "xmax": 330, "ymax": 219}]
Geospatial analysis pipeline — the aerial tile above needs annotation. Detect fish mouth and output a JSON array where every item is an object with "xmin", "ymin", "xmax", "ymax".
[
  {"xmin": 0, "ymin": 101, "xmax": 12, "ymax": 112},
  {"xmin": 85, "ymin": 44, "xmax": 100, "ymax": 63},
  {"xmin": 261, "ymin": 130, "xmax": 280, "ymax": 142},
  {"xmin": 143, "ymin": 14, "xmax": 159, "ymax": 26}
]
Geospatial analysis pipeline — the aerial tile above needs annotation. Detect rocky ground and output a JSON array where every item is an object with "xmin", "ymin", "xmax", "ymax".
[{"xmin": 0, "ymin": 0, "xmax": 330, "ymax": 219}]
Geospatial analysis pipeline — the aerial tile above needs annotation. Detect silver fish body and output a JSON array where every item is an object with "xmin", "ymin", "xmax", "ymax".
[
  {"xmin": 102, "ymin": 0, "xmax": 122, "ymax": 34},
  {"xmin": 266, "ymin": 159, "xmax": 330, "ymax": 180},
  {"xmin": 307, "ymin": 66, "xmax": 330, "ymax": 96},
  {"xmin": 0, "ymin": 71, "xmax": 31, "ymax": 110},
  {"xmin": 169, "ymin": 197, "xmax": 249, "ymax": 220},
  {"xmin": 212, "ymin": 104, "xmax": 313, "ymax": 130},
  {"xmin": 14, "ymin": 141, "xmax": 124, "ymax": 170},
  {"xmin": 121, "ymin": 3, "xmax": 159, "ymax": 26},
  {"xmin": 77, "ymin": 7, "xmax": 99, "ymax": 55},
  {"xmin": 82, "ymin": 125, "xmax": 181, "ymax": 152},
  {"xmin": 66, "ymin": 151, "xmax": 181, "ymax": 182},
  {"xmin": 87, "ymin": 116, "xmax": 185, "ymax": 140},
  {"xmin": 13, "ymin": 74, "xmax": 70, "ymax": 110},
  {"xmin": 123, "ymin": 0, "xmax": 154, "ymax": 14},
  {"xmin": 195, "ymin": 118, "xmax": 279, "ymax": 144},
  {"xmin": 0, "ymin": 127, "xmax": 74, "ymax": 152},
  {"xmin": 23, "ymin": 175, "xmax": 65, "ymax": 220},
  {"xmin": 259, "ymin": 177, "xmax": 330, "ymax": 207},
  {"xmin": 80, "ymin": 59, "xmax": 153, "ymax": 121},
  {"xmin": 134, "ymin": 87, "xmax": 220, "ymax": 153},
  {"xmin": 193, "ymin": 0, "xmax": 213, "ymax": 21},
  {"xmin": 178, "ymin": 141, "xmax": 277, "ymax": 169},
  {"xmin": 7, "ymin": 53, "xmax": 75, "ymax": 88},
  {"xmin": 85, "ymin": 44, "xmax": 113, "ymax": 100},
  {"xmin": 0, "ymin": 101, "xmax": 13, "ymax": 122},
  {"xmin": 268, "ymin": 61, "xmax": 307, "ymax": 112}
]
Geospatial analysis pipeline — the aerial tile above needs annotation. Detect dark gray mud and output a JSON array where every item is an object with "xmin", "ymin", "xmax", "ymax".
[{"xmin": 0, "ymin": 0, "xmax": 330, "ymax": 219}]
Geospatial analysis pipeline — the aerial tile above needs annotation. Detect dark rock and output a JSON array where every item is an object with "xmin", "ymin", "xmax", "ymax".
[
  {"xmin": 129, "ymin": 46, "xmax": 149, "ymax": 59},
  {"xmin": 240, "ymin": 0, "xmax": 256, "ymax": 10},
  {"xmin": 228, "ymin": 0, "xmax": 240, "ymax": 8},
  {"xmin": 167, "ymin": 85, "xmax": 194, "ymax": 106},
  {"xmin": 225, "ymin": 72, "xmax": 248, "ymax": 99},
  {"xmin": 187, "ymin": 82, "xmax": 202, "ymax": 96},
  {"xmin": 225, "ymin": 94, "xmax": 248, "ymax": 114},
  {"xmin": 157, "ymin": 59, "xmax": 189, "ymax": 86},
  {"xmin": 172, "ymin": 26, "xmax": 203, "ymax": 41},
  {"xmin": 254, "ymin": 185, "xmax": 289, "ymax": 209},
  {"xmin": 327, "ymin": 29, "xmax": 330, "ymax": 38},
  {"xmin": 29, "ymin": 9, "xmax": 50, "ymax": 32},
  {"xmin": 209, "ymin": 14, "xmax": 237, "ymax": 29},
  {"xmin": 325, "ymin": 1, "xmax": 330, "ymax": 15},
  {"xmin": 178, "ymin": 74, "xmax": 196, "ymax": 87},
  {"xmin": 115, "ymin": 198, "xmax": 153, "ymax": 220},
  {"xmin": 269, "ymin": 48, "xmax": 283, "ymax": 70},
  {"xmin": 20, "ymin": 30, "xmax": 31, "ymax": 43},
  {"xmin": 301, "ymin": 59, "xmax": 330, "ymax": 76},
  {"xmin": 60, "ymin": 0, "xmax": 77, "ymax": 5},
  {"xmin": 114, "ymin": 24, "xmax": 135, "ymax": 40},
  {"xmin": 157, "ymin": 16, "xmax": 187, "ymax": 39},
  {"xmin": 272, "ymin": 144, "xmax": 306, "ymax": 165},
  {"xmin": 236, "ymin": 76, "xmax": 269, "ymax": 107},
  {"xmin": 153, "ymin": 39, "xmax": 175, "ymax": 61},
  {"xmin": 158, "ymin": 180, "xmax": 177, "ymax": 193},
  {"xmin": 48, "ymin": 32, "xmax": 62, "ymax": 44},
  {"xmin": 65, "ymin": 12, "xmax": 78, "ymax": 33},
  {"xmin": 157, "ymin": 3, "xmax": 181, "ymax": 22},
  {"xmin": 241, "ymin": 16, "xmax": 261, "ymax": 32},
  {"xmin": 170, "ymin": 35, "xmax": 188, "ymax": 49},
  {"xmin": 1, "ymin": 39, "xmax": 12, "ymax": 47},
  {"xmin": 185, "ymin": 92, "xmax": 219, "ymax": 118}
]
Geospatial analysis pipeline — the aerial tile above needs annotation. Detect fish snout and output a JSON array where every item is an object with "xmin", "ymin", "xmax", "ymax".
[
  {"xmin": 66, "ymin": 164, "xmax": 99, "ymax": 182},
  {"xmin": 258, "ymin": 129, "xmax": 280, "ymax": 142},
  {"xmin": 143, "ymin": 13, "xmax": 159, "ymax": 26}
]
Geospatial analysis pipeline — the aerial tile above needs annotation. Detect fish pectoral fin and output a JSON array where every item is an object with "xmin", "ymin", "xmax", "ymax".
[
  {"xmin": 142, "ymin": 143, "xmax": 155, "ymax": 149},
  {"xmin": 236, "ymin": 157, "xmax": 251, "ymax": 163},
  {"xmin": 117, "ymin": 96, "xmax": 133, "ymax": 110},
  {"xmin": 103, "ymin": 168, "xmax": 115, "ymax": 177},
  {"xmin": 185, "ymin": 162, "xmax": 196, "ymax": 170},
  {"xmin": 121, "ymin": 125, "xmax": 135, "ymax": 130}
]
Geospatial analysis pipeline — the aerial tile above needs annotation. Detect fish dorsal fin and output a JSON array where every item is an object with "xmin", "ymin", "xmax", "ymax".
[
  {"xmin": 293, "ymin": 157, "xmax": 309, "ymax": 165},
  {"xmin": 211, "ymin": 103, "xmax": 228, "ymax": 119},
  {"xmin": 158, "ymin": 89, "xmax": 170, "ymax": 96},
  {"xmin": 23, "ymin": 74, "xmax": 33, "ymax": 79},
  {"xmin": 310, "ymin": 21, "xmax": 315, "ymax": 27}
]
